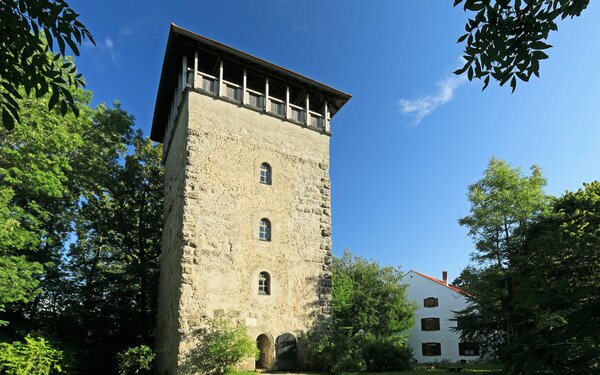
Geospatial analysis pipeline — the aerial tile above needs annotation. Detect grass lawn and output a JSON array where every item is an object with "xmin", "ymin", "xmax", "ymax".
[{"xmin": 229, "ymin": 364, "xmax": 503, "ymax": 375}]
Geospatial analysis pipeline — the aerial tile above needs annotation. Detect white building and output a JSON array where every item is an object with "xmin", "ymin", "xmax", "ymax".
[{"xmin": 402, "ymin": 270, "xmax": 480, "ymax": 363}]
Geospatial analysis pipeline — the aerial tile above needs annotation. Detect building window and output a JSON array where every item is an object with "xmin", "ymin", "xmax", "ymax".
[
  {"xmin": 424, "ymin": 297, "xmax": 439, "ymax": 308},
  {"xmin": 459, "ymin": 342, "xmax": 480, "ymax": 356},
  {"xmin": 258, "ymin": 272, "xmax": 270, "ymax": 295},
  {"xmin": 422, "ymin": 342, "xmax": 441, "ymax": 356},
  {"xmin": 260, "ymin": 163, "xmax": 272, "ymax": 185},
  {"xmin": 421, "ymin": 318, "xmax": 441, "ymax": 331},
  {"xmin": 259, "ymin": 219, "xmax": 271, "ymax": 241}
]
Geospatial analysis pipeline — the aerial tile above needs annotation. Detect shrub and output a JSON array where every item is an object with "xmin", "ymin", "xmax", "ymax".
[
  {"xmin": 306, "ymin": 329, "xmax": 413, "ymax": 374},
  {"xmin": 116, "ymin": 345, "xmax": 155, "ymax": 375},
  {"xmin": 0, "ymin": 335, "xmax": 62, "ymax": 375},
  {"xmin": 186, "ymin": 317, "xmax": 259, "ymax": 374},
  {"xmin": 363, "ymin": 336, "xmax": 413, "ymax": 371}
]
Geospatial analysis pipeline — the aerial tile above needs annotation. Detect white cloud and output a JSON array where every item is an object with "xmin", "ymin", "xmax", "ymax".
[
  {"xmin": 398, "ymin": 74, "xmax": 467, "ymax": 125},
  {"xmin": 104, "ymin": 37, "xmax": 114, "ymax": 49},
  {"xmin": 102, "ymin": 37, "xmax": 120, "ymax": 64}
]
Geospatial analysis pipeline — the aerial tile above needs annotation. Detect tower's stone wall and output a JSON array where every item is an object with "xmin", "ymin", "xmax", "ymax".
[
  {"xmin": 156, "ymin": 95, "xmax": 189, "ymax": 375},
  {"xmin": 157, "ymin": 90, "xmax": 333, "ymax": 374}
]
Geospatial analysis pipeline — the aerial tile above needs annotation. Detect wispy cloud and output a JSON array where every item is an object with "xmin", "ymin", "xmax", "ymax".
[
  {"xmin": 398, "ymin": 74, "xmax": 467, "ymax": 125},
  {"xmin": 102, "ymin": 37, "xmax": 120, "ymax": 64},
  {"xmin": 81, "ymin": 36, "xmax": 120, "ymax": 72}
]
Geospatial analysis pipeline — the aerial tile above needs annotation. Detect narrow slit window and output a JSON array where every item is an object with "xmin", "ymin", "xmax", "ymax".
[
  {"xmin": 259, "ymin": 219, "xmax": 271, "ymax": 241},
  {"xmin": 258, "ymin": 272, "xmax": 270, "ymax": 295},
  {"xmin": 260, "ymin": 163, "xmax": 272, "ymax": 185}
]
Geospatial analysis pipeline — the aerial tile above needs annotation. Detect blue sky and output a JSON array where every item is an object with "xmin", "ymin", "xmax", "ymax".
[{"xmin": 71, "ymin": 1, "xmax": 600, "ymax": 282}]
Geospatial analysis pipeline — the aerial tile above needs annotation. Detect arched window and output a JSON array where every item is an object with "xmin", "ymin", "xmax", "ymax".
[
  {"xmin": 260, "ymin": 163, "xmax": 272, "ymax": 185},
  {"xmin": 258, "ymin": 272, "xmax": 270, "ymax": 295},
  {"xmin": 259, "ymin": 218, "xmax": 271, "ymax": 241}
]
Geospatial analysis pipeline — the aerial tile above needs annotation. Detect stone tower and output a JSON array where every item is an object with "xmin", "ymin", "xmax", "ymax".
[{"xmin": 150, "ymin": 24, "xmax": 351, "ymax": 375}]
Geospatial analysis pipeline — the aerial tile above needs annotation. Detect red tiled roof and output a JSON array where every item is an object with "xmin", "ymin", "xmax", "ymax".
[{"xmin": 410, "ymin": 270, "xmax": 469, "ymax": 296}]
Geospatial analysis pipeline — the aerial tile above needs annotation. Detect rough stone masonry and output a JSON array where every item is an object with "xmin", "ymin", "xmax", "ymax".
[{"xmin": 151, "ymin": 24, "xmax": 350, "ymax": 375}]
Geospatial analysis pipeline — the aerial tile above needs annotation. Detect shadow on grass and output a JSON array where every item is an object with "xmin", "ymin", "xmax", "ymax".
[{"xmin": 226, "ymin": 363, "xmax": 503, "ymax": 375}]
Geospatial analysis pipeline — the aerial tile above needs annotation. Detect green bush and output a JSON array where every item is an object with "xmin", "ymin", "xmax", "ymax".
[
  {"xmin": 0, "ymin": 335, "xmax": 62, "ymax": 375},
  {"xmin": 185, "ymin": 317, "xmax": 259, "ymax": 374},
  {"xmin": 116, "ymin": 345, "xmax": 155, "ymax": 375},
  {"xmin": 306, "ymin": 329, "xmax": 413, "ymax": 374},
  {"xmin": 363, "ymin": 336, "xmax": 413, "ymax": 372}
]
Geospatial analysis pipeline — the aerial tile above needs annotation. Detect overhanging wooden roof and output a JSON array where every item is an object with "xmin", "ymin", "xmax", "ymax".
[{"xmin": 150, "ymin": 23, "xmax": 352, "ymax": 142}]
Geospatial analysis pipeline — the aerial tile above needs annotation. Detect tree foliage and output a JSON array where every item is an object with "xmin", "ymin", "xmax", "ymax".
[
  {"xmin": 307, "ymin": 250, "xmax": 416, "ymax": 373},
  {"xmin": 456, "ymin": 159, "xmax": 600, "ymax": 373},
  {"xmin": 332, "ymin": 250, "xmax": 416, "ymax": 336},
  {"xmin": 453, "ymin": 0, "xmax": 589, "ymax": 91},
  {"xmin": 0, "ymin": 335, "xmax": 62, "ymax": 375},
  {"xmin": 504, "ymin": 181, "xmax": 600, "ymax": 373},
  {"xmin": 0, "ymin": 68, "xmax": 163, "ymax": 374},
  {"xmin": 455, "ymin": 158, "xmax": 548, "ymax": 359},
  {"xmin": 116, "ymin": 345, "xmax": 155, "ymax": 375},
  {"xmin": 458, "ymin": 157, "xmax": 547, "ymax": 268},
  {"xmin": 0, "ymin": 0, "xmax": 94, "ymax": 130}
]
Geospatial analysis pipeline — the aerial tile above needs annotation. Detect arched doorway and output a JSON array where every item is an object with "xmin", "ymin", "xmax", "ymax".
[
  {"xmin": 275, "ymin": 333, "xmax": 297, "ymax": 371},
  {"xmin": 256, "ymin": 334, "xmax": 273, "ymax": 369}
]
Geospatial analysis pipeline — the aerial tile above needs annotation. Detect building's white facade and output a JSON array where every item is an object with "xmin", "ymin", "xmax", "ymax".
[{"xmin": 402, "ymin": 270, "xmax": 480, "ymax": 363}]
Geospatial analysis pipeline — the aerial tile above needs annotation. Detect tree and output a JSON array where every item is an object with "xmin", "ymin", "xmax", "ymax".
[
  {"xmin": 453, "ymin": 0, "xmax": 590, "ymax": 91},
  {"xmin": 306, "ymin": 250, "xmax": 416, "ymax": 373},
  {"xmin": 332, "ymin": 250, "xmax": 416, "ymax": 337},
  {"xmin": 0, "ymin": 70, "xmax": 161, "ymax": 374},
  {"xmin": 505, "ymin": 182, "xmax": 600, "ymax": 373},
  {"xmin": 455, "ymin": 158, "xmax": 548, "ymax": 358},
  {"xmin": 63, "ymin": 132, "xmax": 163, "ymax": 373},
  {"xmin": 0, "ymin": 0, "xmax": 94, "ymax": 130}
]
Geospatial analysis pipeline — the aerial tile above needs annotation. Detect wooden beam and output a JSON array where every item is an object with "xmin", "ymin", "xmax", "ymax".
[
  {"xmin": 242, "ymin": 68, "xmax": 247, "ymax": 105},
  {"xmin": 324, "ymin": 100, "xmax": 330, "ymax": 132},
  {"xmin": 182, "ymin": 55, "xmax": 188, "ymax": 89},
  {"xmin": 265, "ymin": 77, "xmax": 269, "ymax": 112},
  {"xmin": 193, "ymin": 51, "xmax": 198, "ymax": 89},
  {"xmin": 305, "ymin": 92, "xmax": 310, "ymax": 126},
  {"xmin": 218, "ymin": 59, "xmax": 224, "ymax": 97},
  {"xmin": 285, "ymin": 85, "xmax": 290, "ymax": 120}
]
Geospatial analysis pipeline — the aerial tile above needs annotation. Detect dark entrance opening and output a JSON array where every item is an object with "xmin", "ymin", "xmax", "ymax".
[
  {"xmin": 275, "ymin": 333, "xmax": 297, "ymax": 371},
  {"xmin": 256, "ymin": 334, "xmax": 273, "ymax": 369}
]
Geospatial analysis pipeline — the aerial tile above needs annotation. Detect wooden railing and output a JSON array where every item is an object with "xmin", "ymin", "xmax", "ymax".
[
  {"xmin": 223, "ymin": 80, "xmax": 242, "ymax": 103},
  {"xmin": 247, "ymin": 88, "xmax": 264, "ymax": 109},
  {"xmin": 197, "ymin": 72, "xmax": 218, "ymax": 94},
  {"xmin": 289, "ymin": 103, "xmax": 305, "ymax": 123},
  {"xmin": 309, "ymin": 111, "xmax": 325, "ymax": 130},
  {"xmin": 269, "ymin": 96, "xmax": 285, "ymax": 117},
  {"xmin": 187, "ymin": 68, "xmax": 329, "ymax": 133}
]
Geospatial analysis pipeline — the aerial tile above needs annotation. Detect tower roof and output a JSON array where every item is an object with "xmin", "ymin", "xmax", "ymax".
[{"xmin": 150, "ymin": 23, "xmax": 352, "ymax": 142}]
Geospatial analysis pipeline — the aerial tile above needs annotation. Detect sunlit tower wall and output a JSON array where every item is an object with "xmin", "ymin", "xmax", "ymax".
[{"xmin": 150, "ymin": 24, "xmax": 350, "ymax": 375}]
